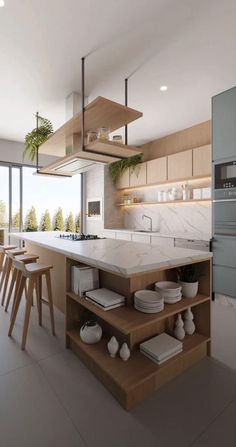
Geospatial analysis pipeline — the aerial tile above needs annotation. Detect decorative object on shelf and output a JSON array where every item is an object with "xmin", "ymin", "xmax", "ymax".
[
  {"xmin": 168, "ymin": 187, "xmax": 181, "ymax": 201},
  {"xmin": 155, "ymin": 281, "xmax": 182, "ymax": 304},
  {"xmin": 24, "ymin": 114, "xmax": 53, "ymax": 162},
  {"xmin": 112, "ymin": 135, "xmax": 123, "ymax": 143},
  {"xmin": 109, "ymin": 153, "xmax": 143, "ymax": 182},
  {"xmin": 184, "ymin": 307, "xmax": 195, "ymax": 335},
  {"xmin": 108, "ymin": 336, "xmax": 119, "ymax": 358},
  {"xmin": 134, "ymin": 290, "xmax": 164, "ymax": 313},
  {"xmin": 87, "ymin": 131, "xmax": 97, "ymax": 144},
  {"xmin": 98, "ymin": 127, "xmax": 110, "ymax": 140},
  {"xmin": 120, "ymin": 342, "xmax": 131, "ymax": 361},
  {"xmin": 193, "ymin": 188, "xmax": 202, "ymax": 199},
  {"xmin": 182, "ymin": 182, "xmax": 190, "ymax": 200},
  {"xmin": 177, "ymin": 264, "xmax": 200, "ymax": 298},
  {"xmin": 201, "ymin": 187, "xmax": 211, "ymax": 199},
  {"xmin": 174, "ymin": 313, "xmax": 185, "ymax": 340},
  {"xmin": 80, "ymin": 320, "xmax": 102, "ymax": 344}
]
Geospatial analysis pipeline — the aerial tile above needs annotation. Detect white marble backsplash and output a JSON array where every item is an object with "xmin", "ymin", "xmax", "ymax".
[{"xmin": 124, "ymin": 202, "xmax": 212, "ymax": 237}]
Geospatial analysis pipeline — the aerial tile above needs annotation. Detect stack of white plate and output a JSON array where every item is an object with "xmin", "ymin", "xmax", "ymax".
[
  {"xmin": 155, "ymin": 281, "xmax": 182, "ymax": 304},
  {"xmin": 134, "ymin": 290, "xmax": 164, "ymax": 313}
]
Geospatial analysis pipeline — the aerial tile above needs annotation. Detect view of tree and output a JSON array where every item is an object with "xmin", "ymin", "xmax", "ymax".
[
  {"xmin": 75, "ymin": 213, "xmax": 81, "ymax": 233},
  {"xmin": 12, "ymin": 211, "xmax": 20, "ymax": 229},
  {"xmin": 41, "ymin": 209, "xmax": 52, "ymax": 231},
  {"xmin": 24, "ymin": 206, "xmax": 38, "ymax": 232},
  {"xmin": 66, "ymin": 212, "xmax": 75, "ymax": 232},
  {"xmin": 0, "ymin": 200, "xmax": 7, "ymax": 227},
  {"xmin": 54, "ymin": 207, "xmax": 65, "ymax": 231}
]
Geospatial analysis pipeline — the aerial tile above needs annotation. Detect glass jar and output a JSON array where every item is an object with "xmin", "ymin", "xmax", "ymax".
[
  {"xmin": 87, "ymin": 131, "xmax": 97, "ymax": 145},
  {"xmin": 112, "ymin": 135, "xmax": 123, "ymax": 144},
  {"xmin": 98, "ymin": 127, "xmax": 110, "ymax": 140}
]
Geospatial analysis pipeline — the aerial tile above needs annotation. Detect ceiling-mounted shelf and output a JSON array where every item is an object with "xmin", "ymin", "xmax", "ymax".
[
  {"xmin": 86, "ymin": 138, "xmax": 141, "ymax": 158},
  {"xmin": 38, "ymin": 96, "xmax": 143, "ymax": 157}
]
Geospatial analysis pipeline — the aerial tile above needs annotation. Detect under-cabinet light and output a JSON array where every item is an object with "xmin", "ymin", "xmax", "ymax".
[
  {"xmin": 160, "ymin": 85, "xmax": 168, "ymax": 92},
  {"xmin": 0, "ymin": 0, "xmax": 5, "ymax": 7}
]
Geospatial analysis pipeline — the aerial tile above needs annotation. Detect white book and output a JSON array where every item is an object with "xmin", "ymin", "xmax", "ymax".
[
  {"xmin": 86, "ymin": 288, "xmax": 125, "ymax": 307},
  {"xmin": 140, "ymin": 333, "xmax": 183, "ymax": 361},
  {"xmin": 140, "ymin": 347, "xmax": 182, "ymax": 365},
  {"xmin": 85, "ymin": 296, "xmax": 124, "ymax": 311},
  {"xmin": 72, "ymin": 266, "xmax": 99, "ymax": 295}
]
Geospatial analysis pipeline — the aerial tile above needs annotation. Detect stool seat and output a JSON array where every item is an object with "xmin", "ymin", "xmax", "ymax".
[
  {"xmin": 24, "ymin": 263, "xmax": 53, "ymax": 276},
  {"xmin": 15, "ymin": 254, "xmax": 39, "ymax": 263},
  {"xmin": 7, "ymin": 249, "xmax": 27, "ymax": 258},
  {"xmin": 0, "ymin": 245, "xmax": 17, "ymax": 252}
]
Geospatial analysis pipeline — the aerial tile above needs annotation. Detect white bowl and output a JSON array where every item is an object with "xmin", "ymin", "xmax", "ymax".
[
  {"xmin": 134, "ymin": 290, "xmax": 163, "ymax": 304},
  {"xmin": 155, "ymin": 281, "xmax": 182, "ymax": 297}
]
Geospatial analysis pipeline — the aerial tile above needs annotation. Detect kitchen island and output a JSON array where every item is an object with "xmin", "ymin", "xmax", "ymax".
[{"xmin": 12, "ymin": 231, "xmax": 212, "ymax": 409}]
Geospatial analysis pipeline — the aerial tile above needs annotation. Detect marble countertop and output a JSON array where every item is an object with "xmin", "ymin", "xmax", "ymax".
[
  {"xmin": 12, "ymin": 231, "xmax": 212, "ymax": 278},
  {"xmin": 104, "ymin": 228, "xmax": 212, "ymax": 242}
]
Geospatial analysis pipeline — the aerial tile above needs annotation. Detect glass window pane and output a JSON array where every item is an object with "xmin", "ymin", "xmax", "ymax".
[
  {"xmin": 11, "ymin": 167, "xmax": 21, "ymax": 232},
  {"xmin": 0, "ymin": 166, "xmax": 9, "ymax": 244}
]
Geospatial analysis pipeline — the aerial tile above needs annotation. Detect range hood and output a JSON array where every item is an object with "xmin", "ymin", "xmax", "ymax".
[{"xmin": 38, "ymin": 96, "xmax": 143, "ymax": 176}]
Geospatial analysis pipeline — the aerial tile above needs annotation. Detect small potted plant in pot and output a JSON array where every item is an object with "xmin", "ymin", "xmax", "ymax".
[{"xmin": 177, "ymin": 265, "xmax": 200, "ymax": 298}]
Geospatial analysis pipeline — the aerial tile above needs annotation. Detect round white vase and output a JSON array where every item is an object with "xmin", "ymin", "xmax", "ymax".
[
  {"xmin": 179, "ymin": 281, "xmax": 198, "ymax": 298},
  {"xmin": 107, "ymin": 336, "xmax": 119, "ymax": 358},
  {"xmin": 80, "ymin": 321, "xmax": 102, "ymax": 344}
]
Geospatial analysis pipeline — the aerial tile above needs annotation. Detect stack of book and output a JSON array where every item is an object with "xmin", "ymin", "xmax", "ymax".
[
  {"xmin": 140, "ymin": 333, "xmax": 183, "ymax": 365},
  {"xmin": 85, "ymin": 288, "xmax": 125, "ymax": 311},
  {"xmin": 71, "ymin": 265, "xmax": 99, "ymax": 296}
]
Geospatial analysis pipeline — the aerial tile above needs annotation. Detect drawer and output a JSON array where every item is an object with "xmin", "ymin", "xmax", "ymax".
[
  {"xmin": 115, "ymin": 232, "xmax": 132, "ymax": 241},
  {"xmin": 131, "ymin": 234, "xmax": 151, "ymax": 244},
  {"xmin": 213, "ymin": 265, "xmax": 236, "ymax": 298},
  {"xmin": 213, "ymin": 236, "xmax": 236, "ymax": 268},
  {"xmin": 151, "ymin": 236, "xmax": 174, "ymax": 247}
]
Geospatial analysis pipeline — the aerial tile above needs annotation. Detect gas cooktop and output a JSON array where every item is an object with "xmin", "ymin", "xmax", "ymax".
[{"xmin": 58, "ymin": 233, "xmax": 104, "ymax": 241}]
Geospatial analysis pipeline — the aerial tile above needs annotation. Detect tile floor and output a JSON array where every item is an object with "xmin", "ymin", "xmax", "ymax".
[{"xmin": 0, "ymin": 300, "xmax": 235, "ymax": 447}]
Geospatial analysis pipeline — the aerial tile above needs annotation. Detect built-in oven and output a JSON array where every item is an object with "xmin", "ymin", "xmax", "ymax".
[{"xmin": 214, "ymin": 160, "xmax": 236, "ymax": 201}]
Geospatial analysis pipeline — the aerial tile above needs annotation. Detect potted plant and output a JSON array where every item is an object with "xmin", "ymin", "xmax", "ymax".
[
  {"xmin": 109, "ymin": 153, "xmax": 143, "ymax": 182},
  {"xmin": 23, "ymin": 114, "xmax": 53, "ymax": 162},
  {"xmin": 177, "ymin": 264, "xmax": 200, "ymax": 298}
]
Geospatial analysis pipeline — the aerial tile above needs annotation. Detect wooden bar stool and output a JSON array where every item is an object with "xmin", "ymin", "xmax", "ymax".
[
  {"xmin": 8, "ymin": 259, "xmax": 55, "ymax": 350},
  {"xmin": 1, "ymin": 248, "xmax": 26, "ymax": 306},
  {"xmin": 0, "ymin": 245, "xmax": 17, "ymax": 276},
  {"xmin": 5, "ymin": 253, "xmax": 39, "ymax": 313}
]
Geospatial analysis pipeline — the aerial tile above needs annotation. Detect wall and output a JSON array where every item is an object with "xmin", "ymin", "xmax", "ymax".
[{"xmin": 0, "ymin": 138, "xmax": 57, "ymax": 167}]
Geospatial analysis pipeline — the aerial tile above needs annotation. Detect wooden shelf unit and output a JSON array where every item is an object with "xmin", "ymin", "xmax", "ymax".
[
  {"xmin": 66, "ymin": 257, "xmax": 211, "ymax": 410},
  {"xmin": 38, "ymin": 96, "xmax": 143, "ymax": 157},
  {"xmin": 117, "ymin": 198, "xmax": 211, "ymax": 207}
]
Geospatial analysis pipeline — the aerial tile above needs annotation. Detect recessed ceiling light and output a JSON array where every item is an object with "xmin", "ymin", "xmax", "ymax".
[
  {"xmin": 160, "ymin": 85, "xmax": 168, "ymax": 92},
  {"xmin": 0, "ymin": 0, "xmax": 5, "ymax": 7}
]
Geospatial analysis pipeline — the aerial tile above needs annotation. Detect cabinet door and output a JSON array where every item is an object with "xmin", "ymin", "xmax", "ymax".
[
  {"xmin": 116, "ymin": 169, "xmax": 130, "ymax": 189},
  {"xmin": 193, "ymin": 145, "xmax": 212, "ymax": 177},
  {"xmin": 131, "ymin": 234, "xmax": 151, "ymax": 244},
  {"xmin": 212, "ymin": 87, "xmax": 236, "ymax": 162},
  {"xmin": 115, "ymin": 232, "xmax": 132, "ymax": 241},
  {"xmin": 146, "ymin": 157, "xmax": 167, "ymax": 185},
  {"xmin": 167, "ymin": 150, "xmax": 192, "ymax": 180},
  {"xmin": 129, "ymin": 163, "xmax": 147, "ymax": 187},
  {"xmin": 151, "ymin": 236, "xmax": 174, "ymax": 247}
]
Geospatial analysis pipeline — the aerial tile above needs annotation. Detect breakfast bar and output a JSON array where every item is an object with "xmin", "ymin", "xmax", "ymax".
[{"xmin": 13, "ymin": 231, "xmax": 212, "ymax": 409}]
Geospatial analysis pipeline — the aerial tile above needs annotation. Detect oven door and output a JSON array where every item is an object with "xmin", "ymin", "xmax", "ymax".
[{"xmin": 213, "ymin": 200, "xmax": 236, "ymax": 236}]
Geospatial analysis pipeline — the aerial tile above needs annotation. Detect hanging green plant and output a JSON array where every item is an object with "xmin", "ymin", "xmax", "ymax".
[
  {"xmin": 109, "ymin": 153, "xmax": 143, "ymax": 182},
  {"xmin": 23, "ymin": 115, "xmax": 53, "ymax": 162}
]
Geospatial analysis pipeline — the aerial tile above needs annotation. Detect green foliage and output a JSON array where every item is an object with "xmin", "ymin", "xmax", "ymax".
[
  {"xmin": 24, "ymin": 206, "xmax": 38, "ymax": 232},
  {"xmin": 75, "ymin": 213, "xmax": 81, "ymax": 233},
  {"xmin": 24, "ymin": 115, "xmax": 53, "ymax": 162},
  {"xmin": 177, "ymin": 265, "xmax": 200, "ymax": 283},
  {"xmin": 41, "ymin": 209, "xmax": 52, "ymax": 231},
  {"xmin": 66, "ymin": 212, "xmax": 75, "ymax": 233},
  {"xmin": 12, "ymin": 211, "xmax": 20, "ymax": 229},
  {"xmin": 0, "ymin": 200, "xmax": 7, "ymax": 227},
  {"xmin": 108, "ymin": 153, "xmax": 143, "ymax": 182},
  {"xmin": 54, "ymin": 207, "xmax": 65, "ymax": 231}
]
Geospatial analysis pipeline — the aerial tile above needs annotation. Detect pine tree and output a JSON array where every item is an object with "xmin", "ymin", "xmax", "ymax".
[
  {"xmin": 0, "ymin": 200, "xmax": 7, "ymax": 227},
  {"xmin": 12, "ymin": 211, "xmax": 20, "ymax": 229},
  {"xmin": 41, "ymin": 209, "xmax": 52, "ymax": 231},
  {"xmin": 66, "ymin": 212, "xmax": 75, "ymax": 233},
  {"xmin": 24, "ymin": 206, "xmax": 38, "ymax": 232},
  {"xmin": 75, "ymin": 213, "xmax": 81, "ymax": 233},
  {"xmin": 54, "ymin": 207, "xmax": 65, "ymax": 231}
]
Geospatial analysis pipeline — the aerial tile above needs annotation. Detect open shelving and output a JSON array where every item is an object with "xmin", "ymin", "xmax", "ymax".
[{"xmin": 116, "ymin": 198, "xmax": 211, "ymax": 207}]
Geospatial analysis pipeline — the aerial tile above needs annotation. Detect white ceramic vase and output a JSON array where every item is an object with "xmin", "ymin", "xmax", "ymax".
[
  {"xmin": 179, "ymin": 281, "xmax": 198, "ymax": 298},
  {"xmin": 184, "ymin": 308, "xmax": 195, "ymax": 335},
  {"xmin": 80, "ymin": 321, "xmax": 102, "ymax": 344},
  {"xmin": 107, "ymin": 336, "xmax": 119, "ymax": 358},
  {"xmin": 120, "ymin": 342, "xmax": 131, "ymax": 361},
  {"xmin": 174, "ymin": 313, "xmax": 185, "ymax": 340}
]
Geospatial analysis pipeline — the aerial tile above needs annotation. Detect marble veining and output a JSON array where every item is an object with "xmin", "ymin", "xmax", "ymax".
[{"xmin": 12, "ymin": 232, "xmax": 212, "ymax": 278}]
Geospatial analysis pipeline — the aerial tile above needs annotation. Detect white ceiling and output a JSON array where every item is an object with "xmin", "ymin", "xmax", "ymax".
[{"xmin": 0, "ymin": 0, "xmax": 235, "ymax": 145}]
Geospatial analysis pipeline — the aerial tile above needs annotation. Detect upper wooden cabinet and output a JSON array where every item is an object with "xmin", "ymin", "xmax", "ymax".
[
  {"xmin": 167, "ymin": 150, "xmax": 192, "ymax": 180},
  {"xmin": 116, "ymin": 169, "xmax": 130, "ymax": 189},
  {"xmin": 129, "ymin": 163, "xmax": 147, "ymax": 187},
  {"xmin": 146, "ymin": 157, "xmax": 167, "ymax": 185},
  {"xmin": 193, "ymin": 145, "xmax": 211, "ymax": 177}
]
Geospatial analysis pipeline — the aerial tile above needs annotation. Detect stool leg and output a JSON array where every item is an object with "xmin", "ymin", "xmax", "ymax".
[
  {"xmin": 21, "ymin": 277, "xmax": 34, "ymax": 350},
  {"xmin": 1, "ymin": 258, "xmax": 12, "ymax": 306},
  {"xmin": 45, "ymin": 270, "xmax": 55, "ymax": 336},
  {"xmin": 0, "ymin": 257, "xmax": 8, "ymax": 293},
  {"xmin": 10, "ymin": 270, "xmax": 21, "ymax": 319},
  {"xmin": 0, "ymin": 252, "xmax": 4, "ymax": 272},
  {"xmin": 35, "ymin": 276, "xmax": 42, "ymax": 326},
  {"xmin": 8, "ymin": 276, "xmax": 26, "ymax": 337},
  {"xmin": 5, "ymin": 267, "xmax": 17, "ymax": 312}
]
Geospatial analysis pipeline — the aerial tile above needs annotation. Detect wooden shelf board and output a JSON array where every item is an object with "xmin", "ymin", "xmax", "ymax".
[
  {"xmin": 67, "ymin": 292, "xmax": 210, "ymax": 336},
  {"xmin": 39, "ymin": 96, "xmax": 143, "ymax": 157},
  {"xmin": 117, "ymin": 198, "xmax": 211, "ymax": 206},
  {"xmin": 86, "ymin": 138, "xmax": 141, "ymax": 158},
  {"xmin": 67, "ymin": 330, "xmax": 210, "ymax": 393},
  {"xmin": 117, "ymin": 175, "xmax": 212, "ymax": 191}
]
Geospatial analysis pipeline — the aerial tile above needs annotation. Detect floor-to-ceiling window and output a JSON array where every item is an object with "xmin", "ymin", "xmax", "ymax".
[{"xmin": 0, "ymin": 163, "xmax": 22, "ymax": 244}]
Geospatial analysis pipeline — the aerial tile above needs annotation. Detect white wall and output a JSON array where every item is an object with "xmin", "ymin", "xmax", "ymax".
[
  {"xmin": 84, "ymin": 165, "xmax": 105, "ymax": 235},
  {"xmin": 0, "ymin": 138, "xmax": 57, "ymax": 167}
]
